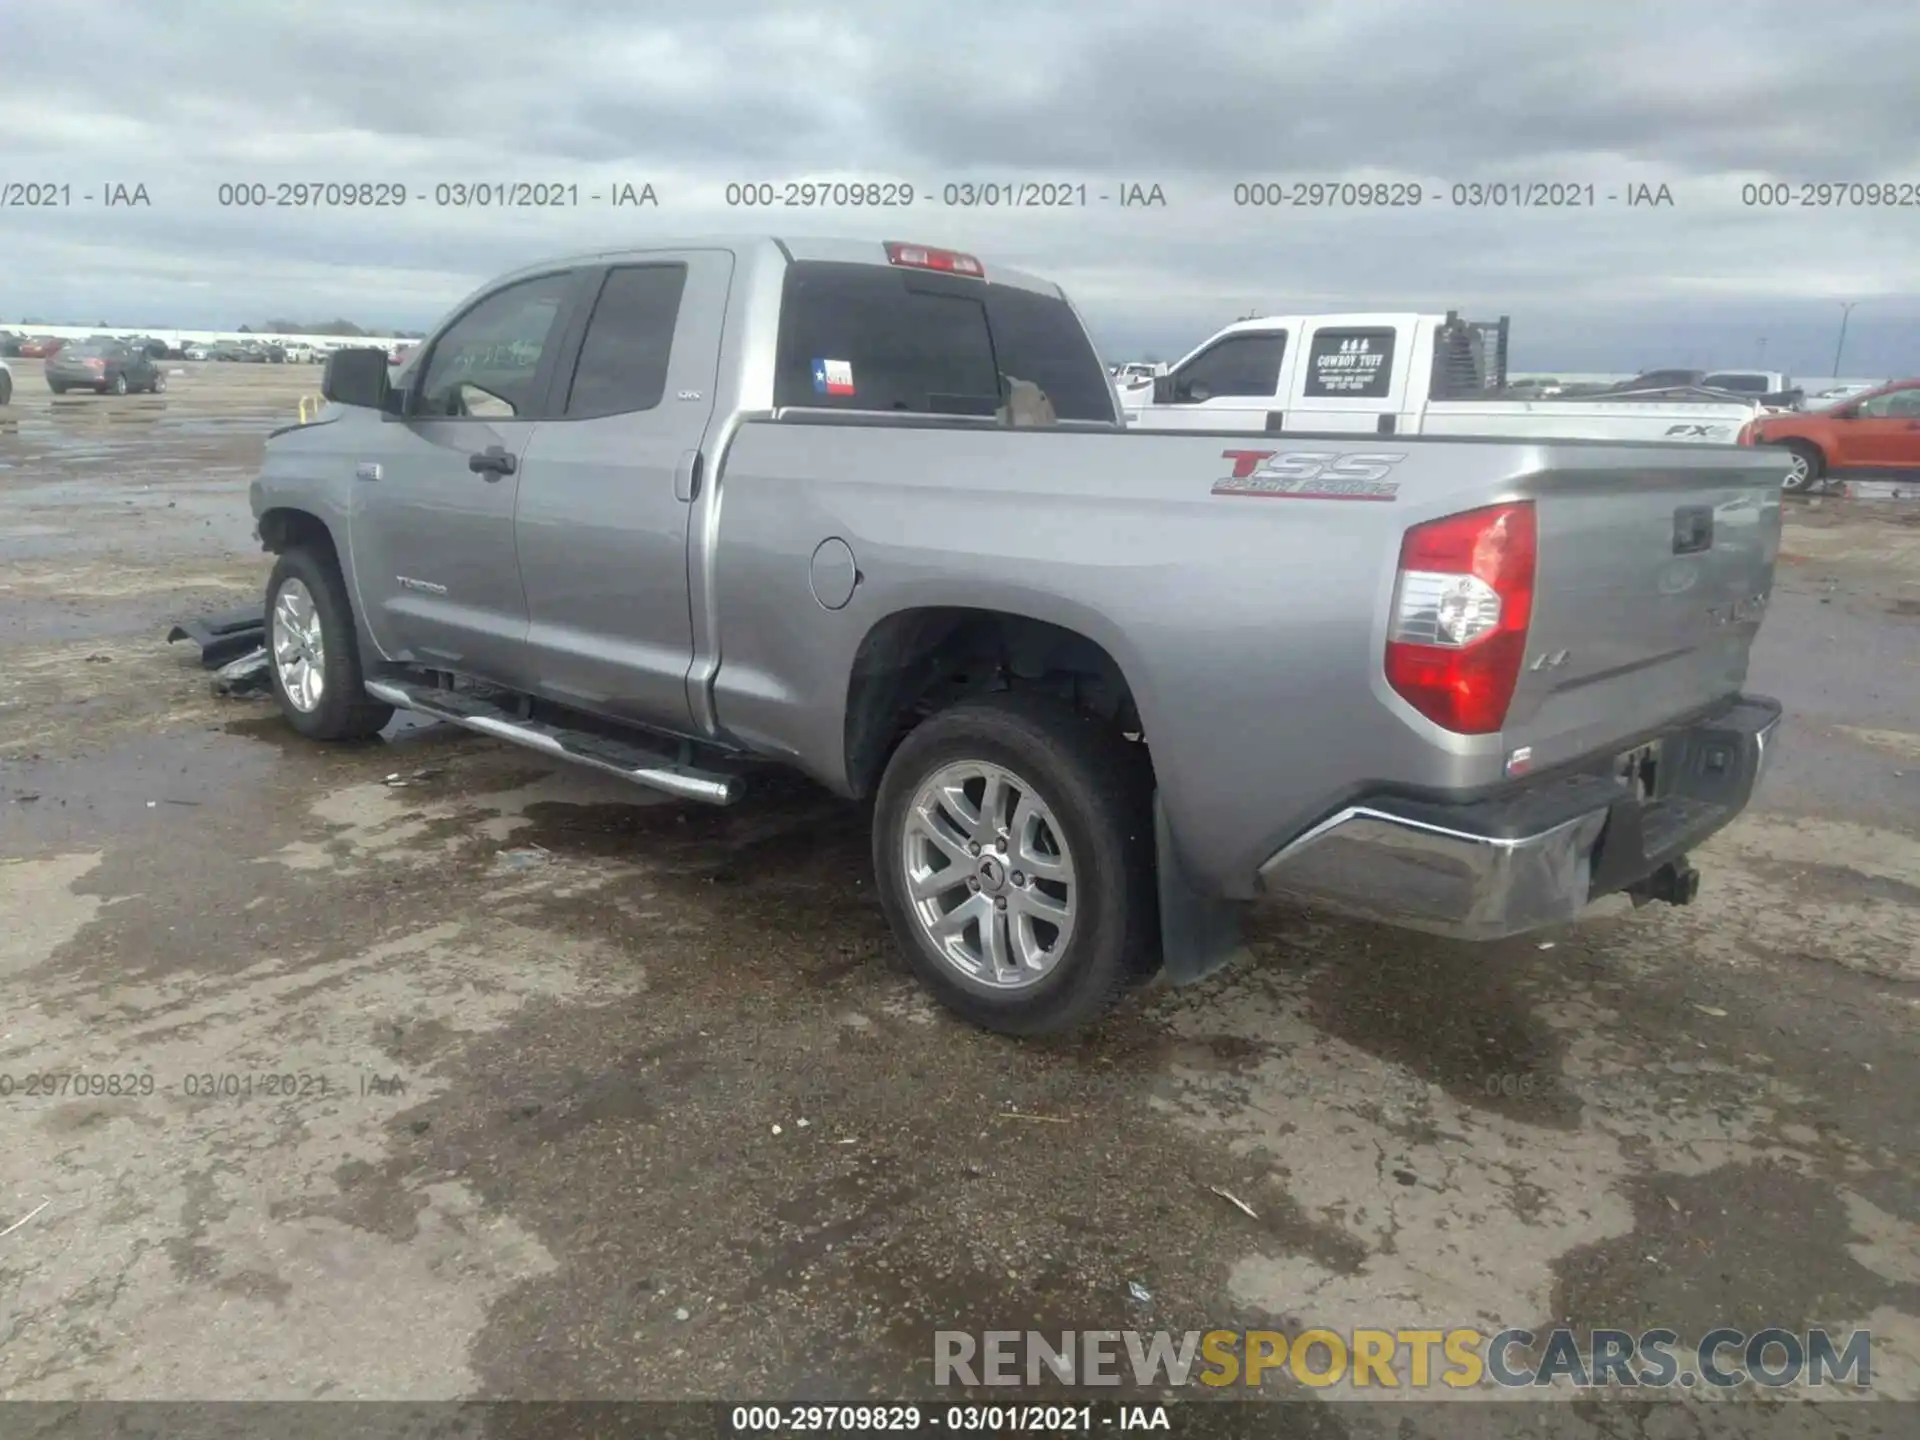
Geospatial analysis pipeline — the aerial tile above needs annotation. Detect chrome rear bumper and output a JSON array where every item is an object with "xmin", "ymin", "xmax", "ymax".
[{"xmin": 1256, "ymin": 695, "xmax": 1782, "ymax": 941}]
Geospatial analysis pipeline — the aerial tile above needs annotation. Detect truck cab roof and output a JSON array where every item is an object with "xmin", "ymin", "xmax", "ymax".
[{"xmin": 478, "ymin": 236, "xmax": 1070, "ymax": 302}]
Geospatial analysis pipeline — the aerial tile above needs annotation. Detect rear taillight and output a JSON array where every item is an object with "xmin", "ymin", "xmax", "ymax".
[
  {"xmin": 885, "ymin": 241, "xmax": 984, "ymax": 278},
  {"xmin": 1384, "ymin": 501, "xmax": 1536, "ymax": 735},
  {"xmin": 84, "ymin": 358, "xmax": 104, "ymax": 369}
]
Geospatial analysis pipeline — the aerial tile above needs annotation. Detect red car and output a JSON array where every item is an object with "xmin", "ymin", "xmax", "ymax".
[
  {"xmin": 1742, "ymin": 378, "xmax": 1920, "ymax": 492},
  {"xmin": 17, "ymin": 336, "xmax": 65, "ymax": 359}
]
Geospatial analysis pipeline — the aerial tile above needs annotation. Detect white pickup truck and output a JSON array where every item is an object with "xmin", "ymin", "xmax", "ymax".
[{"xmin": 1122, "ymin": 312, "xmax": 1763, "ymax": 445}]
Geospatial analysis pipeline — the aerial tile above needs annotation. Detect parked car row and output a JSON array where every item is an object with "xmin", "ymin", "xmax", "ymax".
[
  {"xmin": 1, "ymin": 329, "xmax": 377, "ymax": 363},
  {"xmin": 3, "ymin": 333, "xmax": 68, "ymax": 359}
]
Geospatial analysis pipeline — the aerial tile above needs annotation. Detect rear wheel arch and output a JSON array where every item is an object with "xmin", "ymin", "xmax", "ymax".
[{"xmin": 842, "ymin": 606, "xmax": 1151, "ymax": 802}]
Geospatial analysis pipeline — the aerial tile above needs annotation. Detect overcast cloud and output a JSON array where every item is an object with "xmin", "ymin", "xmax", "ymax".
[{"xmin": 2, "ymin": 0, "xmax": 1916, "ymax": 373}]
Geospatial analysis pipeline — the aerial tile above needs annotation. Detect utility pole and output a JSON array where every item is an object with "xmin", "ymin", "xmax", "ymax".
[{"xmin": 1833, "ymin": 302, "xmax": 1858, "ymax": 377}]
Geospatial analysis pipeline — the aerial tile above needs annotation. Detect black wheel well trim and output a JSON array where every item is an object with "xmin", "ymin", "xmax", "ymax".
[
  {"xmin": 841, "ymin": 605, "xmax": 1148, "ymax": 802},
  {"xmin": 257, "ymin": 506, "xmax": 341, "ymax": 558}
]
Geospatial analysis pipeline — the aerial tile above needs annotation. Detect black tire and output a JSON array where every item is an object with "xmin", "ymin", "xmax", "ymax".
[
  {"xmin": 871, "ymin": 692, "xmax": 1157, "ymax": 1037},
  {"xmin": 1773, "ymin": 439, "xmax": 1825, "ymax": 493},
  {"xmin": 150, "ymin": 372, "xmax": 167, "ymax": 394},
  {"xmin": 265, "ymin": 545, "xmax": 395, "ymax": 741},
  {"xmin": 109, "ymin": 372, "xmax": 128, "ymax": 396},
  {"xmin": 0, "ymin": 372, "xmax": 10, "ymax": 405}
]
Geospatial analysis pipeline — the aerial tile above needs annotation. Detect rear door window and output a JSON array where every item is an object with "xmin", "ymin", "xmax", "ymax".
[
  {"xmin": 563, "ymin": 264, "xmax": 689, "ymax": 418},
  {"xmin": 774, "ymin": 261, "xmax": 1114, "ymax": 421},
  {"xmin": 1302, "ymin": 327, "xmax": 1396, "ymax": 398}
]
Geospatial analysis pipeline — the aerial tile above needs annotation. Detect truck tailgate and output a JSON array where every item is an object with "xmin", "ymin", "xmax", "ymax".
[{"xmin": 1504, "ymin": 463, "xmax": 1782, "ymax": 769}]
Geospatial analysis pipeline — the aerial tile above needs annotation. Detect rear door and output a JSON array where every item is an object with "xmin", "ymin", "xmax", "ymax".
[
  {"xmin": 1136, "ymin": 330, "xmax": 1289, "ymax": 431},
  {"xmin": 514, "ymin": 252, "xmax": 731, "ymax": 731},
  {"xmin": 1287, "ymin": 323, "xmax": 1411, "ymax": 434},
  {"xmin": 347, "ymin": 267, "xmax": 587, "ymax": 681}
]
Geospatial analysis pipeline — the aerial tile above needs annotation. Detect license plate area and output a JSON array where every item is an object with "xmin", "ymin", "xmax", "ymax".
[{"xmin": 1615, "ymin": 739, "xmax": 1664, "ymax": 802}]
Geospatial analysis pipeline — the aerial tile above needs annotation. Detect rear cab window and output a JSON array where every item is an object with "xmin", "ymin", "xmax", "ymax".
[{"xmin": 773, "ymin": 261, "xmax": 1115, "ymax": 421}]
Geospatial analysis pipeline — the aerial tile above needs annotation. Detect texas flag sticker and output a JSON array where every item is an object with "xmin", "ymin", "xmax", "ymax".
[{"xmin": 812, "ymin": 358, "xmax": 856, "ymax": 396}]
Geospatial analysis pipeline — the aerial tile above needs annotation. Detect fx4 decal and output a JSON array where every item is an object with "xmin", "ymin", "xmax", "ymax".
[
  {"xmin": 1663, "ymin": 423, "xmax": 1732, "ymax": 439},
  {"xmin": 1214, "ymin": 449, "xmax": 1407, "ymax": 500}
]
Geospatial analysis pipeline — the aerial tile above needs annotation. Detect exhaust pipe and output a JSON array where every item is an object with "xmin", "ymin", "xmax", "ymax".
[{"xmin": 1627, "ymin": 855, "xmax": 1700, "ymax": 909}]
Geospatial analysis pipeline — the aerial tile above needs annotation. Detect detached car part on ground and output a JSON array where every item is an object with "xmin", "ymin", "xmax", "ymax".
[
  {"xmin": 247, "ymin": 236, "xmax": 1787, "ymax": 1037},
  {"xmin": 1740, "ymin": 378, "xmax": 1920, "ymax": 493}
]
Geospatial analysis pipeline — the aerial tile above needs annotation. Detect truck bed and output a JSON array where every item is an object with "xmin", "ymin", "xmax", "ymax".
[{"xmin": 702, "ymin": 418, "xmax": 1787, "ymax": 898}]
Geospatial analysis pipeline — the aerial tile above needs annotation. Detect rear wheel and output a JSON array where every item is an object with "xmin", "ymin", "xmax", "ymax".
[
  {"xmin": 0, "ymin": 371, "xmax": 10, "ymax": 405},
  {"xmin": 151, "ymin": 371, "xmax": 167, "ymax": 394},
  {"xmin": 109, "ymin": 373, "xmax": 128, "ymax": 396},
  {"xmin": 266, "ymin": 546, "xmax": 395, "ymax": 741},
  {"xmin": 872, "ymin": 693, "xmax": 1157, "ymax": 1036},
  {"xmin": 1774, "ymin": 440, "xmax": 1825, "ymax": 493}
]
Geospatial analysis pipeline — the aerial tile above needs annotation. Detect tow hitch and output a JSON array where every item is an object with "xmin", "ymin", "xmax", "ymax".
[{"xmin": 1627, "ymin": 855, "xmax": 1700, "ymax": 908}]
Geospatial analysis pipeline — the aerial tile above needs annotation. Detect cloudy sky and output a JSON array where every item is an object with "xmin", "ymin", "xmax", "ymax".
[{"xmin": 3, "ymin": 0, "xmax": 1917, "ymax": 374}]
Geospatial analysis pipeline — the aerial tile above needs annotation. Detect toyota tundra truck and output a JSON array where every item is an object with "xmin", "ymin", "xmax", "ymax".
[{"xmin": 249, "ymin": 236, "xmax": 1787, "ymax": 1036}]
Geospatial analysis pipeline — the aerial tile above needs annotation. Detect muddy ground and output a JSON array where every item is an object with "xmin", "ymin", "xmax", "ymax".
[{"xmin": 0, "ymin": 365, "xmax": 1916, "ymax": 1435}]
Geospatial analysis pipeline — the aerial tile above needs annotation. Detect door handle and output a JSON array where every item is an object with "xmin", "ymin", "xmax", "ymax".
[
  {"xmin": 673, "ymin": 448, "xmax": 702, "ymax": 502},
  {"xmin": 468, "ymin": 445, "xmax": 517, "ymax": 479}
]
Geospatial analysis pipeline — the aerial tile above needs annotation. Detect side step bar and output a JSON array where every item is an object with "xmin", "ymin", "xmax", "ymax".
[{"xmin": 364, "ymin": 678, "xmax": 745, "ymax": 806}]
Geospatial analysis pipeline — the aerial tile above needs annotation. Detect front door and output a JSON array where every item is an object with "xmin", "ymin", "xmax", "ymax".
[
  {"xmin": 1834, "ymin": 385, "xmax": 1920, "ymax": 475},
  {"xmin": 347, "ymin": 268, "xmax": 586, "ymax": 683},
  {"xmin": 513, "ymin": 252, "xmax": 733, "ymax": 731}
]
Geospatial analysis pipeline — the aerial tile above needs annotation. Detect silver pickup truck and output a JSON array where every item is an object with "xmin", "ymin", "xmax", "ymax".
[{"xmin": 250, "ymin": 235, "xmax": 1787, "ymax": 1035}]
